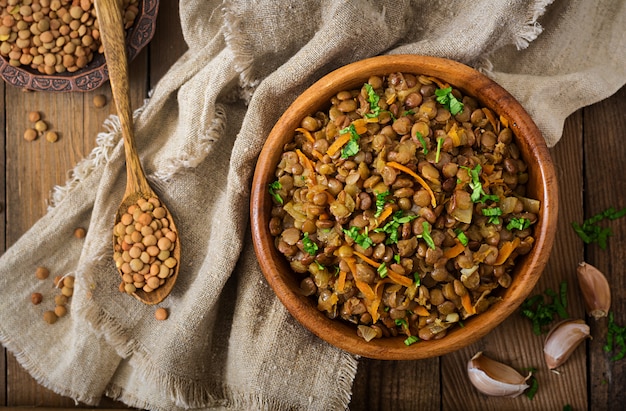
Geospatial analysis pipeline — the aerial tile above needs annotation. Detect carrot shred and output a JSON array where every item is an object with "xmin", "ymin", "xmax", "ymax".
[
  {"xmin": 344, "ymin": 256, "xmax": 357, "ymax": 276},
  {"xmin": 295, "ymin": 149, "xmax": 316, "ymax": 182},
  {"xmin": 336, "ymin": 270, "xmax": 347, "ymax": 292},
  {"xmin": 352, "ymin": 118, "xmax": 368, "ymax": 134},
  {"xmin": 295, "ymin": 127, "xmax": 315, "ymax": 144},
  {"xmin": 494, "ymin": 237, "xmax": 521, "ymax": 266},
  {"xmin": 414, "ymin": 305, "xmax": 430, "ymax": 316},
  {"xmin": 374, "ymin": 205, "xmax": 394, "ymax": 227},
  {"xmin": 355, "ymin": 280, "xmax": 376, "ymax": 301},
  {"xmin": 499, "ymin": 115, "xmax": 509, "ymax": 129},
  {"xmin": 443, "ymin": 240, "xmax": 466, "ymax": 259},
  {"xmin": 462, "ymin": 293, "xmax": 476, "ymax": 316},
  {"xmin": 387, "ymin": 269, "xmax": 414, "ymax": 287},
  {"xmin": 482, "ymin": 164, "xmax": 495, "ymax": 175},
  {"xmin": 386, "ymin": 161, "xmax": 437, "ymax": 207},
  {"xmin": 311, "ymin": 149, "xmax": 324, "ymax": 162},
  {"xmin": 326, "ymin": 133, "xmax": 352, "ymax": 157},
  {"xmin": 352, "ymin": 251, "xmax": 380, "ymax": 268}
]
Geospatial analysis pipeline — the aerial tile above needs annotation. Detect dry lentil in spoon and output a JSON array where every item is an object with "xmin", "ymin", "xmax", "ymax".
[{"xmin": 113, "ymin": 196, "xmax": 178, "ymax": 295}]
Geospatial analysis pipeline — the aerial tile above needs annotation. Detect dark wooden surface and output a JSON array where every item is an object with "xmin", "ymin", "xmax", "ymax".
[{"xmin": 2, "ymin": 4, "xmax": 625, "ymax": 410}]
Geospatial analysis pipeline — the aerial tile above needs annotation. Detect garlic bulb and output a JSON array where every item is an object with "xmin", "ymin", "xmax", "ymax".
[
  {"xmin": 576, "ymin": 262, "xmax": 611, "ymax": 319},
  {"xmin": 543, "ymin": 319, "xmax": 591, "ymax": 369},
  {"xmin": 467, "ymin": 352, "xmax": 531, "ymax": 397}
]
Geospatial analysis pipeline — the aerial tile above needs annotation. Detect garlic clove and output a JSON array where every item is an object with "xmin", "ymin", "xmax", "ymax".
[
  {"xmin": 543, "ymin": 319, "xmax": 590, "ymax": 370},
  {"xmin": 576, "ymin": 261, "xmax": 611, "ymax": 319},
  {"xmin": 467, "ymin": 351, "xmax": 531, "ymax": 397}
]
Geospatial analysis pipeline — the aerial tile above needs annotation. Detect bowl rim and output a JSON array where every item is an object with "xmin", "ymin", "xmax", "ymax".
[
  {"xmin": 250, "ymin": 54, "xmax": 558, "ymax": 360},
  {"xmin": 0, "ymin": 0, "xmax": 159, "ymax": 92}
]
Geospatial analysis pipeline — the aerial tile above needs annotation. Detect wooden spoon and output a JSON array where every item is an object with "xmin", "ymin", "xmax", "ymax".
[{"xmin": 95, "ymin": 0, "xmax": 180, "ymax": 305}]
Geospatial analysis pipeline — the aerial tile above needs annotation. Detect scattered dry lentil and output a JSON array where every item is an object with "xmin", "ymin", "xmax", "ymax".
[
  {"xmin": 34, "ymin": 119, "xmax": 48, "ymax": 132},
  {"xmin": 31, "ymin": 292, "xmax": 43, "ymax": 305},
  {"xmin": 73, "ymin": 227, "xmax": 86, "ymax": 238},
  {"xmin": 35, "ymin": 266, "xmax": 49, "ymax": 280},
  {"xmin": 54, "ymin": 304, "xmax": 67, "ymax": 317},
  {"xmin": 155, "ymin": 307, "xmax": 168, "ymax": 321},
  {"xmin": 93, "ymin": 94, "xmax": 107, "ymax": 108},
  {"xmin": 43, "ymin": 310, "xmax": 58, "ymax": 324},
  {"xmin": 45, "ymin": 130, "xmax": 58, "ymax": 142},
  {"xmin": 23, "ymin": 128, "xmax": 37, "ymax": 141},
  {"xmin": 28, "ymin": 110, "xmax": 40, "ymax": 122}
]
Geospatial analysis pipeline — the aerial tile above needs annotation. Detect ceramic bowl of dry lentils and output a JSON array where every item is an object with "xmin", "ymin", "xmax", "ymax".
[
  {"xmin": 0, "ymin": 0, "xmax": 158, "ymax": 92},
  {"xmin": 250, "ymin": 55, "xmax": 559, "ymax": 360}
]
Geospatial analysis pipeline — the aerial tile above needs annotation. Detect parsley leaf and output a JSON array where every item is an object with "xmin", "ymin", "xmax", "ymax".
[
  {"xmin": 572, "ymin": 206, "xmax": 626, "ymax": 249},
  {"xmin": 465, "ymin": 164, "xmax": 499, "ymax": 204},
  {"xmin": 413, "ymin": 272, "xmax": 421, "ymax": 286},
  {"xmin": 454, "ymin": 229, "xmax": 469, "ymax": 246},
  {"xmin": 364, "ymin": 83, "xmax": 381, "ymax": 118},
  {"xmin": 523, "ymin": 368, "xmax": 538, "ymax": 400},
  {"xmin": 435, "ymin": 86, "xmax": 464, "ymax": 115},
  {"xmin": 415, "ymin": 131, "xmax": 429, "ymax": 154},
  {"xmin": 343, "ymin": 226, "xmax": 374, "ymax": 249},
  {"xmin": 374, "ymin": 211, "xmax": 418, "ymax": 245},
  {"xmin": 520, "ymin": 281, "xmax": 569, "ymax": 335},
  {"xmin": 378, "ymin": 262, "xmax": 388, "ymax": 278},
  {"xmin": 435, "ymin": 136, "xmax": 444, "ymax": 163},
  {"xmin": 404, "ymin": 335, "xmax": 419, "ymax": 346},
  {"xmin": 339, "ymin": 123, "xmax": 361, "ymax": 158},
  {"xmin": 604, "ymin": 311, "xmax": 626, "ymax": 361},
  {"xmin": 416, "ymin": 221, "xmax": 435, "ymax": 249},
  {"xmin": 374, "ymin": 191, "xmax": 392, "ymax": 218},
  {"xmin": 302, "ymin": 232, "xmax": 318, "ymax": 256},
  {"xmin": 268, "ymin": 181, "xmax": 283, "ymax": 204},
  {"xmin": 482, "ymin": 207, "xmax": 502, "ymax": 225},
  {"xmin": 507, "ymin": 217, "xmax": 532, "ymax": 231}
]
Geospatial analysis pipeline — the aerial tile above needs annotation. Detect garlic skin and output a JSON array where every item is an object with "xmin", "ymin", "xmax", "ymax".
[
  {"xmin": 576, "ymin": 261, "xmax": 611, "ymax": 319},
  {"xmin": 467, "ymin": 352, "xmax": 530, "ymax": 397},
  {"xmin": 543, "ymin": 319, "xmax": 591, "ymax": 370}
]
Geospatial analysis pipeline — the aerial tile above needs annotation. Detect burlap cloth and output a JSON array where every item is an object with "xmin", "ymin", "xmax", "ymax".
[{"xmin": 1, "ymin": 0, "xmax": 624, "ymax": 409}]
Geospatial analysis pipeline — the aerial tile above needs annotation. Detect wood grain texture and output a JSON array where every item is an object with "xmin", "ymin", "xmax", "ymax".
[{"xmin": 584, "ymin": 85, "xmax": 626, "ymax": 411}]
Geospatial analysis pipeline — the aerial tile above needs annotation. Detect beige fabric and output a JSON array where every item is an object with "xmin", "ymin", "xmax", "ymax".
[{"xmin": 1, "ymin": 0, "xmax": 624, "ymax": 410}]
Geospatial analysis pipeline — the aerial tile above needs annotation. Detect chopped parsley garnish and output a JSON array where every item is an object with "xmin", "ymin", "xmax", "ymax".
[
  {"xmin": 604, "ymin": 311, "xmax": 626, "ymax": 361},
  {"xmin": 404, "ymin": 335, "xmax": 419, "ymax": 346},
  {"xmin": 394, "ymin": 318, "xmax": 408, "ymax": 329},
  {"xmin": 435, "ymin": 136, "xmax": 444, "ymax": 163},
  {"xmin": 482, "ymin": 207, "xmax": 502, "ymax": 225},
  {"xmin": 415, "ymin": 131, "xmax": 428, "ymax": 154},
  {"xmin": 454, "ymin": 228, "xmax": 469, "ymax": 246},
  {"xmin": 378, "ymin": 262, "xmax": 388, "ymax": 278},
  {"xmin": 571, "ymin": 206, "xmax": 626, "ymax": 249},
  {"xmin": 339, "ymin": 123, "xmax": 361, "ymax": 158},
  {"xmin": 268, "ymin": 181, "xmax": 283, "ymax": 204},
  {"xmin": 374, "ymin": 191, "xmax": 392, "ymax": 218},
  {"xmin": 522, "ymin": 367, "xmax": 538, "ymax": 400},
  {"xmin": 302, "ymin": 232, "xmax": 318, "ymax": 256},
  {"xmin": 314, "ymin": 261, "xmax": 325, "ymax": 270},
  {"xmin": 507, "ymin": 217, "xmax": 532, "ymax": 231},
  {"xmin": 364, "ymin": 83, "xmax": 381, "ymax": 118},
  {"xmin": 465, "ymin": 164, "xmax": 499, "ymax": 203},
  {"xmin": 413, "ymin": 272, "xmax": 421, "ymax": 285},
  {"xmin": 374, "ymin": 211, "xmax": 419, "ymax": 245},
  {"xmin": 520, "ymin": 281, "xmax": 569, "ymax": 335},
  {"xmin": 402, "ymin": 109, "xmax": 415, "ymax": 116},
  {"xmin": 394, "ymin": 254, "xmax": 401, "ymax": 264},
  {"xmin": 343, "ymin": 226, "xmax": 374, "ymax": 249},
  {"xmin": 416, "ymin": 221, "xmax": 435, "ymax": 249},
  {"xmin": 435, "ymin": 86, "xmax": 464, "ymax": 115}
]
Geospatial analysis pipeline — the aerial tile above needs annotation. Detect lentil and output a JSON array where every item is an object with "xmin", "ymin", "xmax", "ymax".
[
  {"xmin": 155, "ymin": 307, "xmax": 168, "ymax": 320},
  {"xmin": 269, "ymin": 72, "xmax": 540, "ymax": 342},
  {"xmin": 45, "ymin": 130, "xmax": 58, "ymax": 142},
  {"xmin": 43, "ymin": 310, "xmax": 58, "ymax": 324},
  {"xmin": 0, "ymin": 1, "xmax": 140, "ymax": 74},
  {"xmin": 35, "ymin": 266, "xmax": 49, "ymax": 280},
  {"xmin": 31, "ymin": 292, "xmax": 43, "ymax": 305},
  {"xmin": 93, "ymin": 94, "xmax": 107, "ymax": 108},
  {"xmin": 113, "ymin": 196, "xmax": 178, "ymax": 295},
  {"xmin": 23, "ymin": 128, "xmax": 37, "ymax": 141}
]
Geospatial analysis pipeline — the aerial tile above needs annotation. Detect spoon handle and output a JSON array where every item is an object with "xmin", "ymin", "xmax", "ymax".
[{"xmin": 95, "ymin": 0, "xmax": 152, "ymax": 196}]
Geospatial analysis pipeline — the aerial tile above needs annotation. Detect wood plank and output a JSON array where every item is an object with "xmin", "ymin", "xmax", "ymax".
[
  {"xmin": 1, "ymin": 73, "xmax": 6, "ymax": 406},
  {"xmin": 149, "ymin": 1, "xmax": 186, "ymax": 89},
  {"xmin": 584, "ymin": 85, "xmax": 626, "ymax": 411}
]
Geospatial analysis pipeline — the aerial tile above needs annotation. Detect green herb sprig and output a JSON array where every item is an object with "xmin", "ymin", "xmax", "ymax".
[
  {"xmin": 374, "ymin": 211, "xmax": 418, "ymax": 245},
  {"xmin": 482, "ymin": 207, "xmax": 502, "ymax": 225},
  {"xmin": 416, "ymin": 221, "xmax": 435, "ymax": 249},
  {"xmin": 507, "ymin": 217, "xmax": 532, "ymax": 231},
  {"xmin": 435, "ymin": 86, "xmax": 464, "ymax": 115},
  {"xmin": 604, "ymin": 311, "xmax": 626, "ymax": 361},
  {"xmin": 268, "ymin": 181, "xmax": 283, "ymax": 204},
  {"xmin": 302, "ymin": 232, "xmax": 318, "ymax": 256},
  {"xmin": 465, "ymin": 164, "xmax": 499, "ymax": 204},
  {"xmin": 343, "ymin": 226, "xmax": 374, "ymax": 249},
  {"xmin": 415, "ymin": 131, "xmax": 428, "ymax": 154},
  {"xmin": 364, "ymin": 83, "xmax": 381, "ymax": 118},
  {"xmin": 339, "ymin": 123, "xmax": 361, "ymax": 158},
  {"xmin": 374, "ymin": 191, "xmax": 392, "ymax": 218},
  {"xmin": 572, "ymin": 206, "xmax": 626, "ymax": 249},
  {"xmin": 520, "ymin": 281, "xmax": 569, "ymax": 335}
]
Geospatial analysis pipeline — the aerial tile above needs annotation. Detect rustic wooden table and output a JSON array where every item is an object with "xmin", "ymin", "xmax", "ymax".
[{"xmin": 1, "ymin": 5, "xmax": 625, "ymax": 411}]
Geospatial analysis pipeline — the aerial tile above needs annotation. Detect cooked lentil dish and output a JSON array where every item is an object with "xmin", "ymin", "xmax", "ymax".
[{"xmin": 268, "ymin": 72, "xmax": 539, "ymax": 344}]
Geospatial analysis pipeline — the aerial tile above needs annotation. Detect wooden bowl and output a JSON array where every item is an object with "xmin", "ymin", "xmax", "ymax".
[
  {"xmin": 250, "ymin": 55, "xmax": 558, "ymax": 360},
  {"xmin": 0, "ymin": 0, "xmax": 158, "ymax": 92}
]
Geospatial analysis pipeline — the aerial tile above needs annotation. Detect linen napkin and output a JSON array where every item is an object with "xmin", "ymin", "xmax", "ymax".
[{"xmin": 1, "ymin": 0, "xmax": 624, "ymax": 410}]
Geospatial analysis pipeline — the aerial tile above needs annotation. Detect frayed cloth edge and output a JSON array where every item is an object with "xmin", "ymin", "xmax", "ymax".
[
  {"xmin": 513, "ymin": 0, "xmax": 555, "ymax": 49},
  {"xmin": 222, "ymin": 6, "xmax": 260, "ymax": 95},
  {"xmin": 104, "ymin": 350, "xmax": 359, "ymax": 411},
  {"xmin": 0, "ymin": 329, "xmax": 101, "ymax": 406}
]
